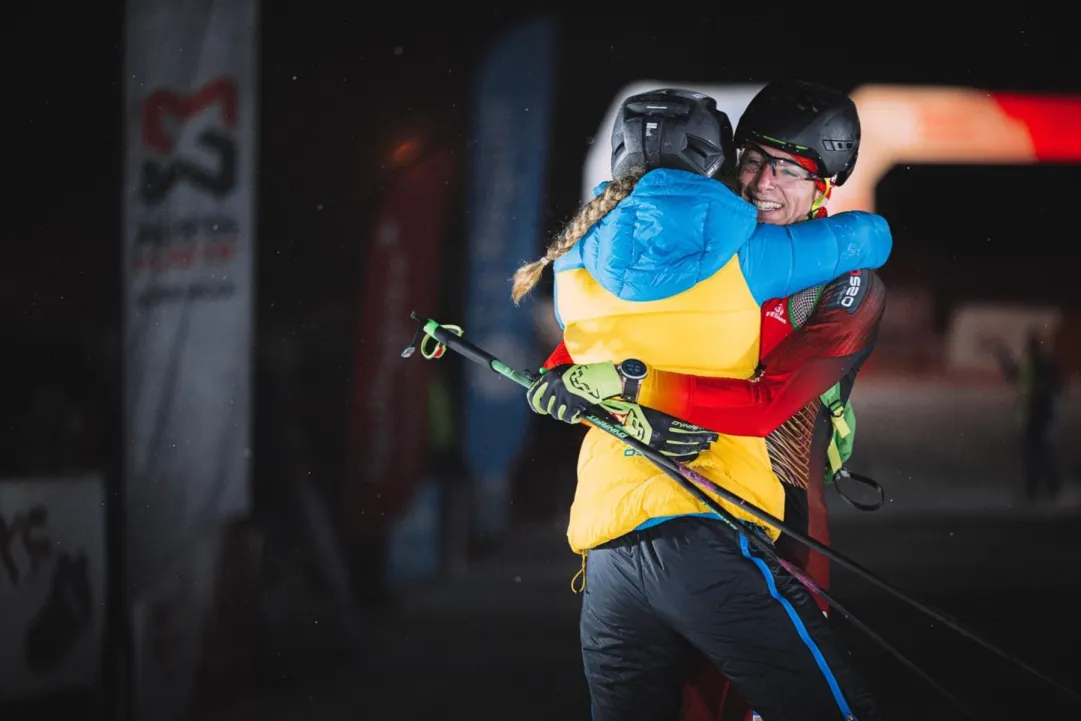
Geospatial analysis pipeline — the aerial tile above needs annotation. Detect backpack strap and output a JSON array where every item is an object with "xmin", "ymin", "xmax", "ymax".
[{"xmin": 820, "ymin": 382, "xmax": 852, "ymax": 476}]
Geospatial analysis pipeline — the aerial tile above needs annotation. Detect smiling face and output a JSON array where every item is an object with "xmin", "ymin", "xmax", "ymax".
[{"xmin": 737, "ymin": 143, "xmax": 824, "ymax": 226}]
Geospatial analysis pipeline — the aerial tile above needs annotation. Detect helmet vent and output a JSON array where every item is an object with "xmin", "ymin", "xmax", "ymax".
[
  {"xmin": 822, "ymin": 139, "xmax": 855, "ymax": 151},
  {"xmin": 683, "ymin": 134, "xmax": 723, "ymax": 175}
]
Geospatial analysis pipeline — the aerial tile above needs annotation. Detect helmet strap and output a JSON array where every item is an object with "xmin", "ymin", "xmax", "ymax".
[{"xmin": 808, "ymin": 178, "xmax": 832, "ymax": 219}]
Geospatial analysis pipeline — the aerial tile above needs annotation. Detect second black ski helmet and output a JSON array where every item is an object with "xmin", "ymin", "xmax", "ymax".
[{"xmin": 611, "ymin": 88, "xmax": 734, "ymax": 180}]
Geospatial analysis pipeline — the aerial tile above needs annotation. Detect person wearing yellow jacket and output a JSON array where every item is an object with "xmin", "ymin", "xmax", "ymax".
[{"xmin": 512, "ymin": 88, "xmax": 887, "ymax": 721}]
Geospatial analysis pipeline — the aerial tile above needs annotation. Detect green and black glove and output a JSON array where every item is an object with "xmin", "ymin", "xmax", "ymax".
[
  {"xmin": 526, "ymin": 362, "xmax": 623, "ymax": 424},
  {"xmin": 602, "ymin": 399, "xmax": 719, "ymax": 463}
]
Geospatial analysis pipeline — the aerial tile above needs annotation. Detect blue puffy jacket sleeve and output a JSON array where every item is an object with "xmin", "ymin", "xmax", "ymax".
[{"xmin": 737, "ymin": 211, "xmax": 893, "ymax": 305}]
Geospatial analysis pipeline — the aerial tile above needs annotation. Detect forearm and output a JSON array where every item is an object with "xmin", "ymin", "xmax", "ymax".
[{"xmin": 653, "ymin": 270, "xmax": 887, "ymax": 436}]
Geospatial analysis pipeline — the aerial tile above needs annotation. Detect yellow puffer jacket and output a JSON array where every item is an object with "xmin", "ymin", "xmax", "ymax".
[{"xmin": 552, "ymin": 169, "xmax": 892, "ymax": 553}]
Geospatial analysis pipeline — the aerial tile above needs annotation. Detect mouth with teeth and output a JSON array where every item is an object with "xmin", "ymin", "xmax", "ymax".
[{"xmin": 749, "ymin": 196, "xmax": 783, "ymax": 215}]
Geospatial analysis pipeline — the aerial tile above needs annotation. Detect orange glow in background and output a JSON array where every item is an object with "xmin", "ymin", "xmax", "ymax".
[{"xmin": 584, "ymin": 83, "xmax": 1081, "ymax": 213}]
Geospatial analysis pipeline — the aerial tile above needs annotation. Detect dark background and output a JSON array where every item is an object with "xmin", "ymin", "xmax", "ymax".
[
  {"xmin": 10, "ymin": 6, "xmax": 1080, "ymax": 339},
  {"xmin": 4, "ymin": 5, "xmax": 1080, "ymax": 721}
]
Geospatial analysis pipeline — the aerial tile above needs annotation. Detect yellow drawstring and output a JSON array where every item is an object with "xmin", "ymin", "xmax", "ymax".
[{"xmin": 570, "ymin": 552, "xmax": 587, "ymax": 593}]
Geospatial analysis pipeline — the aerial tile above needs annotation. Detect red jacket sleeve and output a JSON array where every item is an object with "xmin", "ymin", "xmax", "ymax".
[
  {"xmin": 679, "ymin": 270, "xmax": 886, "ymax": 436},
  {"xmin": 543, "ymin": 340, "xmax": 574, "ymax": 369}
]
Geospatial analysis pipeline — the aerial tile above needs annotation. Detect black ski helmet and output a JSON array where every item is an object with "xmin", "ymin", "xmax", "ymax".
[
  {"xmin": 610, "ymin": 88, "xmax": 734, "ymax": 180},
  {"xmin": 735, "ymin": 80, "xmax": 861, "ymax": 186}
]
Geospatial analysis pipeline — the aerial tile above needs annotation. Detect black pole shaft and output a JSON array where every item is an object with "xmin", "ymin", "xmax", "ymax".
[{"xmin": 410, "ymin": 312, "xmax": 1081, "ymax": 704}]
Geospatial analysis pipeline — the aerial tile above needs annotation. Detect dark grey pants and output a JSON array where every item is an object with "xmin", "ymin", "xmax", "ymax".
[{"xmin": 580, "ymin": 516, "xmax": 879, "ymax": 721}]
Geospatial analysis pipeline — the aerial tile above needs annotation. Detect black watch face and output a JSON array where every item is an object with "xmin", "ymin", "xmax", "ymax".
[{"xmin": 620, "ymin": 358, "xmax": 647, "ymax": 379}]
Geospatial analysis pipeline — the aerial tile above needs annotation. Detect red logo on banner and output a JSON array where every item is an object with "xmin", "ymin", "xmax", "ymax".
[
  {"xmin": 135, "ymin": 77, "xmax": 241, "ymax": 278},
  {"xmin": 142, "ymin": 77, "xmax": 238, "ymax": 154},
  {"xmin": 139, "ymin": 76, "xmax": 238, "ymax": 206}
]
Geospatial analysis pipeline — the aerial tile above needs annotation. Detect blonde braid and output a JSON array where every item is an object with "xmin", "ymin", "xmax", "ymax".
[{"xmin": 510, "ymin": 168, "xmax": 646, "ymax": 305}]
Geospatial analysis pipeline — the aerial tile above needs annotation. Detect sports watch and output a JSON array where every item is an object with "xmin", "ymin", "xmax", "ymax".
[{"xmin": 617, "ymin": 358, "xmax": 648, "ymax": 402}]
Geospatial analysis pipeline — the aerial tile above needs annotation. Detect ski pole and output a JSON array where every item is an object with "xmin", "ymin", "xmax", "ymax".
[{"xmin": 402, "ymin": 311, "xmax": 1081, "ymax": 706}]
